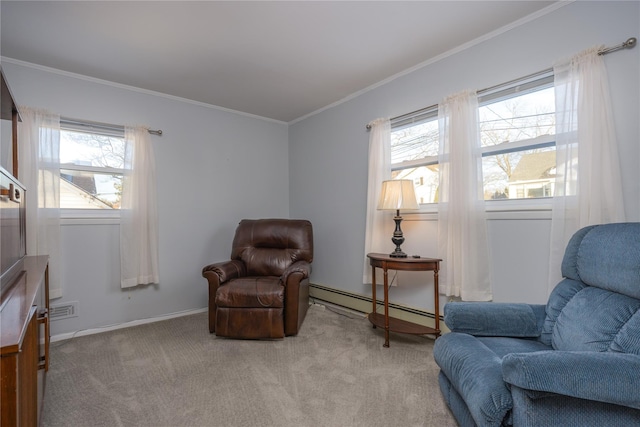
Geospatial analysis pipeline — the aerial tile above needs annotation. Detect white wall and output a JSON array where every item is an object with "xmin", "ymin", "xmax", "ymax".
[
  {"xmin": 2, "ymin": 62, "xmax": 290, "ymax": 336},
  {"xmin": 289, "ymin": 1, "xmax": 640, "ymax": 312}
]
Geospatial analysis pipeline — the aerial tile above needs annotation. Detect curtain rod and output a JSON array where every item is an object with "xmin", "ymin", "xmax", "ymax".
[
  {"xmin": 366, "ymin": 36, "xmax": 637, "ymax": 130},
  {"xmin": 365, "ymin": 68, "xmax": 551, "ymax": 130},
  {"xmin": 61, "ymin": 117, "xmax": 162, "ymax": 136},
  {"xmin": 598, "ymin": 37, "xmax": 636, "ymax": 56}
]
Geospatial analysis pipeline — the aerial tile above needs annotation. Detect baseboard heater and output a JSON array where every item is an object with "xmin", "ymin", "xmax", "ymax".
[{"xmin": 309, "ymin": 283, "xmax": 444, "ymax": 331}]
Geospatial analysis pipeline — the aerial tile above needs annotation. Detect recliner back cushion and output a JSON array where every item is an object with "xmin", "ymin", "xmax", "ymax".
[
  {"xmin": 562, "ymin": 223, "xmax": 640, "ymax": 299},
  {"xmin": 540, "ymin": 279, "xmax": 586, "ymax": 346},
  {"xmin": 551, "ymin": 286, "xmax": 640, "ymax": 352},
  {"xmin": 611, "ymin": 310, "xmax": 640, "ymax": 355},
  {"xmin": 544, "ymin": 223, "xmax": 640, "ymax": 352},
  {"xmin": 231, "ymin": 219, "xmax": 313, "ymax": 277},
  {"xmin": 561, "ymin": 225, "xmax": 597, "ymax": 281}
]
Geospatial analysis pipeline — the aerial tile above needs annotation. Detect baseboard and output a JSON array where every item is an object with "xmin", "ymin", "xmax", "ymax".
[
  {"xmin": 51, "ymin": 285, "xmax": 445, "ymax": 343},
  {"xmin": 309, "ymin": 283, "xmax": 447, "ymax": 332},
  {"xmin": 50, "ymin": 307, "xmax": 208, "ymax": 342}
]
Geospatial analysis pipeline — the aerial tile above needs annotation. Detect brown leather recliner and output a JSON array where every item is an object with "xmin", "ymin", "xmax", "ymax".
[{"xmin": 202, "ymin": 219, "xmax": 313, "ymax": 339}]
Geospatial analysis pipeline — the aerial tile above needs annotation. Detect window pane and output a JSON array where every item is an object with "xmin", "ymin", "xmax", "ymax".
[
  {"xmin": 480, "ymin": 83, "xmax": 555, "ymax": 200},
  {"xmin": 482, "ymin": 147, "xmax": 555, "ymax": 200},
  {"xmin": 60, "ymin": 168, "xmax": 122, "ymax": 209},
  {"xmin": 479, "ymin": 87, "xmax": 555, "ymax": 148},
  {"xmin": 60, "ymin": 126, "xmax": 126, "ymax": 210},
  {"xmin": 392, "ymin": 166, "xmax": 439, "ymax": 204},
  {"xmin": 60, "ymin": 129, "xmax": 125, "ymax": 169},
  {"xmin": 391, "ymin": 119, "xmax": 439, "ymax": 164}
]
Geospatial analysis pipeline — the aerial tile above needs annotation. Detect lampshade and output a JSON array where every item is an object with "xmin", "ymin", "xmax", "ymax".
[{"xmin": 377, "ymin": 179, "xmax": 419, "ymax": 211}]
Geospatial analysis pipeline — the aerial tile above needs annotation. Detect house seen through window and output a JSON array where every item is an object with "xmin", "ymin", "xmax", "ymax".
[
  {"xmin": 390, "ymin": 72, "xmax": 556, "ymax": 205},
  {"xmin": 60, "ymin": 122, "xmax": 126, "ymax": 209}
]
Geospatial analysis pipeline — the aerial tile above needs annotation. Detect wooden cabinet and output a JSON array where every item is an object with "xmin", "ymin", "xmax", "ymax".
[
  {"xmin": 1, "ymin": 64, "xmax": 50, "ymax": 427},
  {"xmin": 1, "ymin": 256, "xmax": 50, "ymax": 427}
]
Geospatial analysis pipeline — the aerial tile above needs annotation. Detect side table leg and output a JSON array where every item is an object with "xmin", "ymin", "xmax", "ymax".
[
  {"xmin": 371, "ymin": 265, "xmax": 377, "ymax": 329},
  {"xmin": 434, "ymin": 266, "xmax": 440, "ymax": 336},
  {"xmin": 383, "ymin": 267, "xmax": 390, "ymax": 348}
]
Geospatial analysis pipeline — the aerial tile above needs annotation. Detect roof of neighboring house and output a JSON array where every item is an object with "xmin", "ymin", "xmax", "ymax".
[
  {"xmin": 510, "ymin": 151, "xmax": 556, "ymax": 182},
  {"xmin": 60, "ymin": 176, "xmax": 113, "ymax": 209},
  {"xmin": 66, "ymin": 174, "xmax": 96, "ymax": 194}
]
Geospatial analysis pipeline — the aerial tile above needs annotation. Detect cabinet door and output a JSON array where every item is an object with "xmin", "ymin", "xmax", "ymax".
[
  {"xmin": 1, "ymin": 306, "xmax": 38, "ymax": 427},
  {"xmin": 20, "ymin": 307, "xmax": 39, "ymax": 427},
  {"xmin": 0, "ymin": 351, "xmax": 19, "ymax": 426}
]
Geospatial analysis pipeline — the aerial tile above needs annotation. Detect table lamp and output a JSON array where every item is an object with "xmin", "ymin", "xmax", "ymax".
[{"xmin": 377, "ymin": 179, "xmax": 419, "ymax": 258}]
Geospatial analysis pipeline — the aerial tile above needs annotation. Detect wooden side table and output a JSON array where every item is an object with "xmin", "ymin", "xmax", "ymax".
[{"xmin": 367, "ymin": 253, "xmax": 441, "ymax": 347}]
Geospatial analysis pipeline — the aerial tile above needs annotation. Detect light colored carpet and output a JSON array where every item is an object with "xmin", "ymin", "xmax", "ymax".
[{"xmin": 42, "ymin": 304, "xmax": 457, "ymax": 427}]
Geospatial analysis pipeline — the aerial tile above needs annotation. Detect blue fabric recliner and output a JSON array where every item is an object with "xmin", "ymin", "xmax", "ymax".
[{"xmin": 433, "ymin": 222, "xmax": 640, "ymax": 426}]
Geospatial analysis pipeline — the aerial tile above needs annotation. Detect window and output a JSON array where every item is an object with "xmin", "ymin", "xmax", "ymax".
[
  {"xmin": 60, "ymin": 120, "xmax": 126, "ymax": 210},
  {"xmin": 390, "ymin": 107, "xmax": 439, "ymax": 204},
  {"xmin": 479, "ymin": 73, "xmax": 555, "ymax": 201},
  {"xmin": 389, "ymin": 72, "xmax": 555, "ymax": 206}
]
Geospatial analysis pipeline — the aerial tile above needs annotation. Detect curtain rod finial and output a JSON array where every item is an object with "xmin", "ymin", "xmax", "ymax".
[{"xmin": 625, "ymin": 37, "xmax": 637, "ymax": 49}]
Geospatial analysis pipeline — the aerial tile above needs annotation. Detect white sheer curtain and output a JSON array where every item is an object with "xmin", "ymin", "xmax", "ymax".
[
  {"xmin": 120, "ymin": 125, "xmax": 159, "ymax": 288},
  {"xmin": 547, "ymin": 46, "xmax": 626, "ymax": 293},
  {"xmin": 437, "ymin": 91, "xmax": 492, "ymax": 301},
  {"xmin": 362, "ymin": 118, "xmax": 391, "ymax": 284},
  {"xmin": 18, "ymin": 107, "xmax": 62, "ymax": 298}
]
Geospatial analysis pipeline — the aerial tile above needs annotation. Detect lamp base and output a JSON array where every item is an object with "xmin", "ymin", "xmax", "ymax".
[
  {"xmin": 389, "ymin": 250, "xmax": 408, "ymax": 258},
  {"xmin": 389, "ymin": 211, "xmax": 408, "ymax": 258}
]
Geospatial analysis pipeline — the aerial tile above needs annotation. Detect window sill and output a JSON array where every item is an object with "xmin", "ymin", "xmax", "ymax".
[
  {"xmin": 485, "ymin": 198, "xmax": 552, "ymax": 219},
  {"xmin": 403, "ymin": 199, "xmax": 553, "ymax": 221},
  {"xmin": 61, "ymin": 209, "xmax": 120, "ymax": 226}
]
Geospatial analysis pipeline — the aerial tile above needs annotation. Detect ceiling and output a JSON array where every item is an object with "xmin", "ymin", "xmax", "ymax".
[{"xmin": 1, "ymin": 1, "xmax": 558, "ymax": 123}]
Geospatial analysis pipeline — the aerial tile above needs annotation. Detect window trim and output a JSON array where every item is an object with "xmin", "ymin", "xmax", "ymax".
[
  {"xmin": 60, "ymin": 118, "xmax": 125, "ymax": 138},
  {"xmin": 480, "ymin": 134, "xmax": 555, "ymax": 157},
  {"xmin": 61, "ymin": 164, "xmax": 125, "ymax": 176},
  {"xmin": 60, "ymin": 208, "xmax": 121, "ymax": 223},
  {"xmin": 391, "ymin": 155, "xmax": 438, "ymax": 172},
  {"xmin": 391, "ymin": 105, "xmax": 438, "ymax": 131},
  {"xmin": 478, "ymin": 72, "xmax": 553, "ymax": 105}
]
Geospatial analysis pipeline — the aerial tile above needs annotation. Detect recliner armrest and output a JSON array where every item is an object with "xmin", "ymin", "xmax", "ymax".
[
  {"xmin": 281, "ymin": 260, "xmax": 311, "ymax": 286},
  {"xmin": 503, "ymin": 351, "xmax": 640, "ymax": 409},
  {"xmin": 444, "ymin": 302, "xmax": 545, "ymax": 337},
  {"xmin": 202, "ymin": 260, "xmax": 246, "ymax": 284}
]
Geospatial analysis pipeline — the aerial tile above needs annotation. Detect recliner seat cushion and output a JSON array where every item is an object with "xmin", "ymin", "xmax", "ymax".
[
  {"xmin": 434, "ymin": 333, "xmax": 553, "ymax": 426},
  {"xmin": 477, "ymin": 336, "xmax": 552, "ymax": 358},
  {"xmin": 216, "ymin": 277, "xmax": 284, "ymax": 308}
]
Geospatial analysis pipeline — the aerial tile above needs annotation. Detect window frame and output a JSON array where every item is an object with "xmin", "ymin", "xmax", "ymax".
[{"xmin": 389, "ymin": 71, "xmax": 555, "ymax": 214}]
